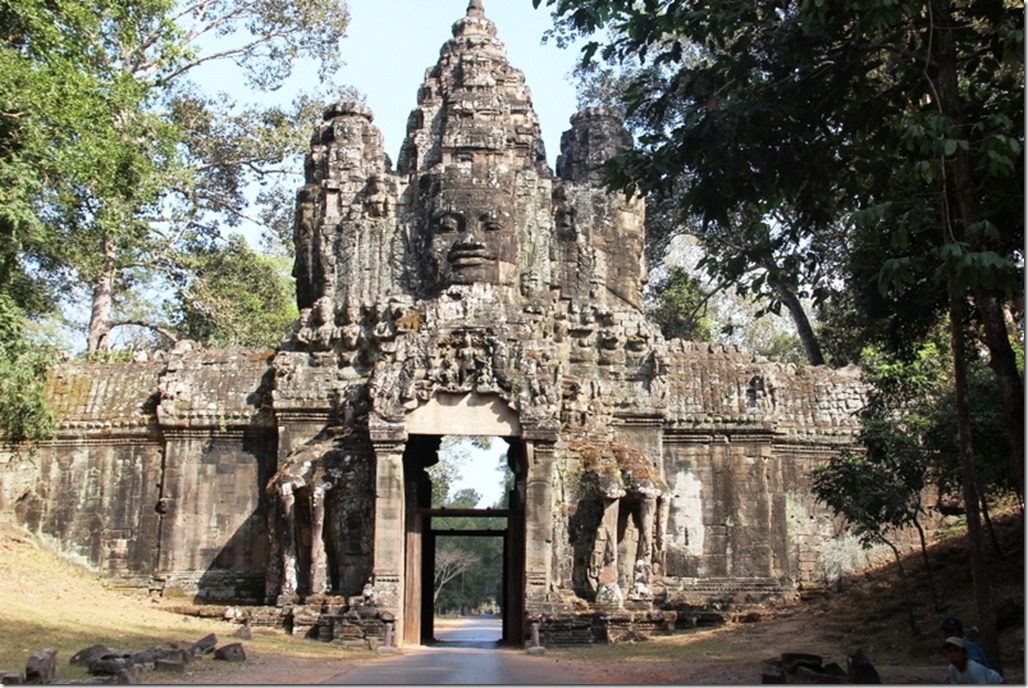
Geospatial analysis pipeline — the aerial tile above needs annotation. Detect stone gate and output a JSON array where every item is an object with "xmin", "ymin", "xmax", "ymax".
[{"xmin": 0, "ymin": 1, "xmax": 880, "ymax": 648}]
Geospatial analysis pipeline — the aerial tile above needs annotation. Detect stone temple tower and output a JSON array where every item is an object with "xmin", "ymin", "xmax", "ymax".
[{"xmin": 267, "ymin": 0, "xmax": 864, "ymax": 647}]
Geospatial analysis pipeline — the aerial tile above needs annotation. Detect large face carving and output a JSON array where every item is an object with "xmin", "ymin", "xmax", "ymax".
[{"xmin": 417, "ymin": 167, "xmax": 517, "ymax": 291}]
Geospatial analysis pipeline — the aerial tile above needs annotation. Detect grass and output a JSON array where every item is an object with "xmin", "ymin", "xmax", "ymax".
[{"xmin": 0, "ymin": 521, "xmax": 371, "ymax": 682}]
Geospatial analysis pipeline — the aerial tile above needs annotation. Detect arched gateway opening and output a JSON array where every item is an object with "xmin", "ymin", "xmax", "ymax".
[{"xmin": 399, "ymin": 395, "xmax": 526, "ymax": 647}]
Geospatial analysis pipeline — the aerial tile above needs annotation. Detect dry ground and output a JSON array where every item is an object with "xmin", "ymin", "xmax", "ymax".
[{"xmin": 0, "ymin": 511, "xmax": 1022, "ymax": 685}]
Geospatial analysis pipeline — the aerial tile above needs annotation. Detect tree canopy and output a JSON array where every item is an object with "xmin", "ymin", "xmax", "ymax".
[
  {"xmin": 168, "ymin": 234, "xmax": 297, "ymax": 349},
  {"xmin": 0, "ymin": 0, "xmax": 351, "ymax": 353},
  {"xmin": 540, "ymin": 0, "xmax": 1022, "ymax": 365}
]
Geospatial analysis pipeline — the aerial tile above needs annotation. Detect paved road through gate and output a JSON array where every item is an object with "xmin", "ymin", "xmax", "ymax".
[{"xmin": 323, "ymin": 616, "xmax": 596, "ymax": 685}]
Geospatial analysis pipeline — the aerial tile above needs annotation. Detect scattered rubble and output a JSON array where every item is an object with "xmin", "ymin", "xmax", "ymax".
[
  {"xmin": 6, "ymin": 635, "xmax": 248, "ymax": 685},
  {"xmin": 761, "ymin": 651, "xmax": 880, "ymax": 685}
]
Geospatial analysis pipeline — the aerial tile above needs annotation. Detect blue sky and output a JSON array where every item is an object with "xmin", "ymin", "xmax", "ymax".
[{"xmin": 335, "ymin": 0, "xmax": 584, "ymax": 169}]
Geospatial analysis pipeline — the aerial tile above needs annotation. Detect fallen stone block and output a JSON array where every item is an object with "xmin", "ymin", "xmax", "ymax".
[
  {"xmin": 847, "ymin": 651, "xmax": 882, "ymax": 684},
  {"xmin": 214, "ymin": 644, "xmax": 246, "ymax": 662},
  {"xmin": 100, "ymin": 664, "xmax": 139, "ymax": 684},
  {"xmin": 0, "ymin": 670, "xmax": 22, "ymax": 685},
  {"xmin": 110, "ymin": 667, "xmax": 136, "ymax": 685},
  {"xmin": 69, "ymin": 645, "xmax": 113, "ymax": 667},
  {"xmin": 823, "ymin": 662, "xmax": 847, "ymax": 677},
  {"xmin": 190, "ymin": 633, "xmax": 218, "ymax": 656},
  {"xmin": 24, "ymin": 649, "xmax": 56, "ymax": 685},
  {"xmin": 87, "ymin": 656, "xmax": 135, "ymax": 676},
  {"xmin": 153, "ymin": 659, "xmax": 185, "ymax": 673},
  {"xmin": 232, "ymin": 625, "xmax": 253, "ymax": 640},
  {"xmin": 760, "ymin": 665, "xmax": 786, "ymax": 684},
  {"xmin": 781, "ymin": 652, "xmax": 823, "ymax": 675},
  {"xmin": 795, "ymin": 665, "xmax": 845, "ymax": 684},
  {"xmin": 135, "ymin": 646, "xmax": 190, "ymax": 666}
]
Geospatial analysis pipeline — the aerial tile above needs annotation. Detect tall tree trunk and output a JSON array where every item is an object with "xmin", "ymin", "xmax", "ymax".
[
  {"xmin": 775, "ymin": 281, "xmax": 825, "ymax": 366},
  {"xmin": 87, "ymin": 271, "xmax": 114, "ymax": 353},
  {"xmin": 882, "ymin": 537, "xmax": 919, "ymax": 638},
  {"xmin": 980, "ymin": 495, "xmax": 1002, "ymax": 558},
  {"xmin": 974, "ymin": 288, "xmax": 1024, "ymax": 505},
  {"xmin": 912, "ymin": 518, "xmax": 940, "ymax": 612},
  {"xmin": 932, "ymin": 0, "xmax": 1002, "ymax": 670},
  {"xmin": 948, "ymin": 284, "xmax": 1001, "ymax": 672},
  {"xmin": 86, "ymin": 239, "xmax": 116, "ymax": 353}
]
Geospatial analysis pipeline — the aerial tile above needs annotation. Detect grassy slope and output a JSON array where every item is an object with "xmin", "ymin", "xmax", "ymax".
[{"xmin": 0, "ymin": 521, "xmax": 372, "ymax": 683}]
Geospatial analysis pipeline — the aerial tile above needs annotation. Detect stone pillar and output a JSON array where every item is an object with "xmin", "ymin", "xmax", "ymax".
[
  {"xmin": 369, "ymin": 441, "xmax": 407, "ymax": 641},
  {"xmin": 277, "ymin": 483, "xmax": 299, "ymax": 603},
  {"xmin": 309, "ymin": 483, "xmax": 329, "ymax": 595},
  {"xmin": 524, "ymin": 441, "xmax": 555, "ymax": 609}
]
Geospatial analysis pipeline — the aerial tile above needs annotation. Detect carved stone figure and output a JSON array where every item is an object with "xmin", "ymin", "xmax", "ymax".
[{"xmin": 416, "ymin": 168, "xmax": 518, "ymax": 293}]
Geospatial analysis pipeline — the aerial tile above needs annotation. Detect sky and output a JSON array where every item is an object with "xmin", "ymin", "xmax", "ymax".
[
  {"xmin": 334, "ymin": 0, "xmax": 584, "ymax": 169},
  {"xmin": 444, "ymin": 437, "xmax": 511, "ymax": 508}
]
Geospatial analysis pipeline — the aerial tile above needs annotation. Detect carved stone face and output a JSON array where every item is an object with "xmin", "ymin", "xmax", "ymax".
[{"xmin": 417, "ymin": 168, "xmax": 517, "ymax": 290}]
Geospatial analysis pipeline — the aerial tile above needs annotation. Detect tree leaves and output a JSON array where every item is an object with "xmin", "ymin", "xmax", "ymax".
[
  {"xmin": 167, "ymin": 234, "xmax": 297, "ymax": 348},
  {"xmin": 1, "ymin": 0, "xmax": 351, "ymax": 352},
  {"xmin": 548, "ymin": 0, "xmax": 1023, "ymax": 371},
  {"xmin": 0, "ymin": 294, "xmax": 56, "ymax": 446}
]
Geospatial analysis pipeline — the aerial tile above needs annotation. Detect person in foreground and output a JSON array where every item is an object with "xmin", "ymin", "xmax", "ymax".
[
  {"xmin": 942, "ymin": 617, "xmax": 993, "ymax": 668},
  {"xmin": 945, "ymin": 637, "xmax": 1005, "ymax": 684}
]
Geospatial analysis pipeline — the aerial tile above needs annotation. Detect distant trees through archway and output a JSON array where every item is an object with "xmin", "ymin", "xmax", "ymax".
[{"xmin": 429, "ymin": 436, "xmax": 511, "ymax": 615}]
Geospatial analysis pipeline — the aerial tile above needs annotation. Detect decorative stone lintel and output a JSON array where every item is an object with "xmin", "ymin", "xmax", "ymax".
[
  {"xmin": 369, "ymin": 423, "xmax": 408, "ymax": 445},
  {"xmin": 521, "ymin": 424, "xmax": 560, "ymax": 443}
]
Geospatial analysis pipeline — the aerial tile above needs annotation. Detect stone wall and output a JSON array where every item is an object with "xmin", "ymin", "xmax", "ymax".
[
  {"xmin": 1, "ymin": 362, "xmax": 164, "ymax": 582},
  {"xmin": 0, "ymin": 351, "xmax": 278, "ymax": 602}
]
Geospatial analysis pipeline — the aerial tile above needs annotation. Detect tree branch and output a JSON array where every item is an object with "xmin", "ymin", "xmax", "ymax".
[{"xmin": 110, "ymin": 320, "xmax": 179, "ymax": 344}]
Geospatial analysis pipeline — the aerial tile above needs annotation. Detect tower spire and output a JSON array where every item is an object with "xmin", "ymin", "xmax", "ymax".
[{"xmin": 467, "ymin": 0, "xmax": 485, "ymax": 17}]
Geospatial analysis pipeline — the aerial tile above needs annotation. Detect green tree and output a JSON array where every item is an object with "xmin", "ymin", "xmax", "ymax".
[
  {"xmin": 924, "ymin": 353, "xmax": 1020, "ymax": 553},
  {"xmin": 0, "ymin": 294, "xmax": 56, "ymax": 446},
  {"xmin": 537, "ymin": 0, "xmax": 1022, "ymax": 665},
  {"xmin": 811, "ymin": 453, "xmax": 923, "ymax": 636},
  {"xmin": 168, "ymin": 234, "xmax": 297, "ymax": 348},
  {"xmin": 1, "ymin": 0, "xmax": 350, "ymax": 353},
  {"xmin": 0, "ymin": 0, "xmax": 163, "ymax": 318},
  {"xmin": 647, "ymin": 266, "xmax": 711, "ymax": 342}
]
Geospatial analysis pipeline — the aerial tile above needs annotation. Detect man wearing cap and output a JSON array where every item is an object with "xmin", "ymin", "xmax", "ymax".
[
  {"xmin": 942, "ymin": 617, "xmax": 993, "ymax": 669},
  {"xmin": 945, "ymin": 636, "xmax": 1004, "ymax": 684}
]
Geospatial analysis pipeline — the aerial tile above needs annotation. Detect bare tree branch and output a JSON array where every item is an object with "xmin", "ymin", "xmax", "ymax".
[
  {"xmin": 433, "ymin": 548, "xmax": 479, "ymax": 605},
  {"xmin": 110, "ymin": 320, "xmax": 180, "ymax": 344}
]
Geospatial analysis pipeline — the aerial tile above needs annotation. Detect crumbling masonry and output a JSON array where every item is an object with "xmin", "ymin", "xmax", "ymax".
[{"xmin": 1, "ymin": 1, "xmax": 882, "ymax": 647}]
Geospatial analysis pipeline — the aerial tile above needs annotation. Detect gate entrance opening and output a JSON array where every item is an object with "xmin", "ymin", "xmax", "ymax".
[
  {"xmin": 427, "ymin": 528, "xmax": 505, "ymax": 645},
  {"xmin": 401, "ymin": 435, "xmax": 526, "ymax": 646}
]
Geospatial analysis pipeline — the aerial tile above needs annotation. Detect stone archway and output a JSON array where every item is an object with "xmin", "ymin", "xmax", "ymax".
[
  {"xmin": 370, "ymin": 392, "xmax": 528, "ymax": 647},
  {"xmin": 401, "ymin": 434, "xmax": 525, "ymax": 646}
]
